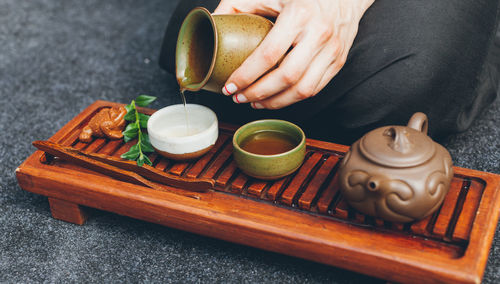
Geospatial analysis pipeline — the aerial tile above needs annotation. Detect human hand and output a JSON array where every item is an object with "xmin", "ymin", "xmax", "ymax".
[{"xmin": 215, "ymin": 0, "xmax": 374, "ymax": 109}]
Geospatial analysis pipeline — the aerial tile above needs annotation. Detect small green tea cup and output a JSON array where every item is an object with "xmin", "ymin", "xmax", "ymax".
[{"xmin": 233, "ymin": 120, "xmax": 306, "ymax": 180}]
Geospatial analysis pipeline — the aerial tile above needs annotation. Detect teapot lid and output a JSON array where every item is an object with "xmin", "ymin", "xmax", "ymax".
[{"xmin": 359, "ymin": 113, "xmax": 436, "ymax": 168}]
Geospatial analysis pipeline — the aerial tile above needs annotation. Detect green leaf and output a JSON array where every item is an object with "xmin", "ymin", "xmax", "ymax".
[
  {"xmin": 124, "ymin": 102, "xmax": 136, "ymax": 122},
  {"xmin": 123, "ymin": 134, "xmax": 133, "ymax": 143},
  {"xmin": 143, "ymin": 155, "xmax": 152, "ymax": 166},
  {"xmin": 123, "ymin": 131, "xmax": 137, "ymax": 141},
  {"xmin": 123, "ymin": 132, "xmax": 138, "ymax": 141},
  {"xmin": 140, "ymin": 133, "xmax": 155, "ymax": 153},
  {"xmin": 121, "ymin": 144, "xmax": 140, "ymax": 160},
  {"xmin": 120, "ymin": 96, "xmax": 156, "ymax": 167},
  {"xmin": 124, "ymin": 122, "xmax": 138, "ymax": 132},
  {"xmin": 124, "ymin": 111, "xmax": 135, "ymax": 122},
  {"xmin": 123, "ymin": 123, "xmax": 139, "ymax": 138},
  {"xmin": 124, "ymin": 103, "xmax": 133, "ymax": 113},
  {"xmin": 137, "ymin": 154, "xmax": 152, "ymax": 166},
  {"xmin": 136, "ymin": 154, "xmax": 144, "ymax": 167},
  {"xmin": 135, "ymin": 95, "xmax": 157, "ymax": 107},
  {"xmin": 138, "ymin": 113, "xmax": 149, "ymax": 128}
]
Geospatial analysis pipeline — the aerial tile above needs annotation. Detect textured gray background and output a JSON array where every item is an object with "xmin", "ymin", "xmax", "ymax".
[{"xmin": 0, "ymin": 0, "xmax": 498, "ymax": 283}]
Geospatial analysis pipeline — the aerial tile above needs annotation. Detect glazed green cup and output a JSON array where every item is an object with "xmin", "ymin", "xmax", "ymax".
[
  {"xmin": 176, "ymin": 7, "xmax": 273, "ymax": 93},
  {"xmin": 233, "ymin": 120, "xmax": 306, "ymax": 180}
]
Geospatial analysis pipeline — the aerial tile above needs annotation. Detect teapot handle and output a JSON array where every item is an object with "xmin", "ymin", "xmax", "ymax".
[{"xmin": 407, "ymin": 112, "xmax": 428, "ymax": 135}]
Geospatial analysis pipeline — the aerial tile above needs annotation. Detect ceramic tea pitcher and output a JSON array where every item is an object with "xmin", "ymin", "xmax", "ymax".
[
  {"xmin": 337, "ymin": 112, "xmax": 454, "ymax": 223},
  {"xmin": 176, "ymin": 7, "xmax": 273, "ymax": 93}
]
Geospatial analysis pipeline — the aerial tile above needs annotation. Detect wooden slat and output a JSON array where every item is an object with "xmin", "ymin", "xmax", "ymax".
[
  {"xmin": 280, "ymin": 153, "xmax": 323, "ymax": 206},
  {"xmin": 298, "ymin": 155, "xmax": 339, "ymax": 210},
  {"xmin": 410, "ymin": 214, "xmax": 434, "ymax": 236},
  {"xmin": 317, "ymin": 173, "xmax": 341, "ymax": 214},
  {"xmin": 85, "ymin": 138, "xmax": 107, "ymax": 153},
  {"xmin": 215, "ymin": 160, "xmax": 238, "ymax": 188},
  {"xmin": 148, "ymin": 152, "xmax": 158, "ymax": 164},
  {"xmin": 201, "ymin": 143, "xmax": 233, "ymax": 179},
  {"xmin": 154, "ymin": 157, "xmax": 169, "ymax": 172},
  {"xmin": 247, "ymin": 180, "xmax": 268, "ymax": 197},
  {"xmin": 391, "ymin": 222, "xmax": 405, "ymax": 231},
  {"xmin": 452, "ymin": 179, "xmax": 484, "ymax": 241},
  {"xmin": 73, "ymin": 141, "xmax": 87, "ymax": 150},
  {"xmin": 230, "ymin": 173, "xmax": 247, "ymax": 193},
  {"xmin": 185, "ymin": 134, "xmax": 229, "ymax": 179},
  {"xmin": 332, "ymin": 197, "xmax": 349, "ymax": 219},
  {"xmin": 374, "ymin": 218, "xmax": 385, "ymax": 227},
  {"xmin": 97, "ymin": 140, "xmax": 122, "ymax": 155},
  {"xmin": 432, "ymin": 177, "xmax": 463, "ymax": 237},
  {"xmin": 113, "ymin": 140, "xmax": 136, "ymax": 157},
  {"xmin": 59, "ymin": 127, "xmax": 82, "ymax": 146},
  {"xmin": 354, "ymin": 213, "xmax": 365, "ymax": 224},
  {"xmin": 169, "ymin": 161, "xmax": 190, "ymax": 176},
  {"xmin": 265, "ymin": 177, "xmax": 288, "ymax": 201}
]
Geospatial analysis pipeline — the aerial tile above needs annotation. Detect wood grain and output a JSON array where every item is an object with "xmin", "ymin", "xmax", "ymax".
[
  {"xmin": 298, "ymin": 155, "xmax": 339, "ymax": 210},
  {"xmin": 33, "ymin": 140, "xmax": 214, "ymax": 192},
  {"xmin": 15, "ymin": 100, "xmax": 500, "ymax": 284},
  {"xmin": 48, "ymin": 198, "xmax": 88, "ymax": 225},
  {"xmin": 453, "ymin": 179, "xmax": 484, "ymax": 241},
  {"xmin": 432, "ymin": 178, "xmax": 464, "ymax": 237},
  {"xmin": 280, "ymin": 152, "xmax": 322, "ymax": 206}
]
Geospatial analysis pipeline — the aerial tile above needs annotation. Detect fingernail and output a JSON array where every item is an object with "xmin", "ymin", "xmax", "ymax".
[
  {"xmin": 233, "ymin": 94, "xmax": 247, "ymax": 104},
  {"xmin": 252, "ymin": 102, "xmax": 264, "ymax": 109},
  {"xmin": 222, "ymin": 83, "xmax": 237, "ymax": 96}
]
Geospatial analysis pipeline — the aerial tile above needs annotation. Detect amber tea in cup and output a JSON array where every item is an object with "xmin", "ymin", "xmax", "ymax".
[
  {"xmin": 239, "ymin": 130, "xmax": 299, "ymax": 155},
  {"xmin": 233, "ymin": 120, "xmax": 306, "ymax": 180}
]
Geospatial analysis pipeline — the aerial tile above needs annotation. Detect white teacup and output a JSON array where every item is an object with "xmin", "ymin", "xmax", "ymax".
[{"xmin": 147, "ymin": 104, "xmax": 218, "ymax": 160}]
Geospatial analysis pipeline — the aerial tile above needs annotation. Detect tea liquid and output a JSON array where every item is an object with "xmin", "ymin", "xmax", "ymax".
[
  {"xmin": 240, "ymin": 131, "xmax": 298, "ymax": 155},
  {"xmin": 176, "ymin": 16, "xmax": 215, "ymax": 137},
  {"xmin": 179, "ymin": 89, "xmax": 191, "ymax": 136}
]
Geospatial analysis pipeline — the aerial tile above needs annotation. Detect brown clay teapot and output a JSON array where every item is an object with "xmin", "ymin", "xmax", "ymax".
[{"xmin": 338, "ymin": 113, "xmax": 453, "ymax": 223}]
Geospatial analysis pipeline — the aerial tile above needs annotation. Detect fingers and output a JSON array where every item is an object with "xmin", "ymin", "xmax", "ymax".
[
  {"xmin": 313, "ymin": 31, "xmax": 355, "ymax": 94},
  {"xmin": 217, "ymin": 0, "xmax": 365, "ymax": 110},
  {"xmin": 232, "ymin": 28, "xmax": 331, "ymax": 103},
  {"xmin": 251, "ymin": 39, "xmax": 345, "ymax": 110},
  {"xmin": 314, "ymin": 58, "xmax": 346, "ymax": 95},
  {"xmin": 213, "ymin": 0, "xmax": 281, "ymax": 16},
  {"xmin": 221, "ymin": 10, "xmax": 302, "ymax": 96}
]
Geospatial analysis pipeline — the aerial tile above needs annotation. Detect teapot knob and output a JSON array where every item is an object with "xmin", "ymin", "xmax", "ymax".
[
  {"xmin": 383, "ymin": 127, "xmax": 413, "ymax": 153},
  {"xmin": 407, "ymin": 112, "xmax": 428, "ymax": 134}
]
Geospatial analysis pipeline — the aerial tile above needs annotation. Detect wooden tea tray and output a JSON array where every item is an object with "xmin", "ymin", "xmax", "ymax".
[{"xmin": 16, "ymin": 101, "xmax": 500, "ymax": 284}]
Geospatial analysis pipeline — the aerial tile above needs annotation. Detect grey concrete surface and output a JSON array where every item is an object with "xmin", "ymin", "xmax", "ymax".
[{"xmin": 1, "ymin": 0, "xmax": 498, "ymax": 283}]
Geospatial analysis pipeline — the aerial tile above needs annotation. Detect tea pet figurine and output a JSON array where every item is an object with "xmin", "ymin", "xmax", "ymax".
[
  {"xmin": 338, "ymin": 113, "xmax": 453, "ymax": 223},
  {"xmin": 79, "ymin": 106, "xmax": 127, "ymax": 143}
]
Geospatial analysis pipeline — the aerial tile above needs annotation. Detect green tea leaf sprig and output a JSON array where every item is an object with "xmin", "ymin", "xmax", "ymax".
[{"xmin": 121, "ymin": 95, "xmax": 157, "ymax": 166}]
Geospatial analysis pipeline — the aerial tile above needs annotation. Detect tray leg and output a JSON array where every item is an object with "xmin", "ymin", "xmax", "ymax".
[{"xmin": 48, "ymin": 198, "xmax": 88, "ymax": 225}]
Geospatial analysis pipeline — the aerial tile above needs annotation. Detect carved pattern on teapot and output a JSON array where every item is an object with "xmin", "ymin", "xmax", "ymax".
[{"xmin": 337, "ymin": 113, "xmax": 454, "ymax": 223}]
